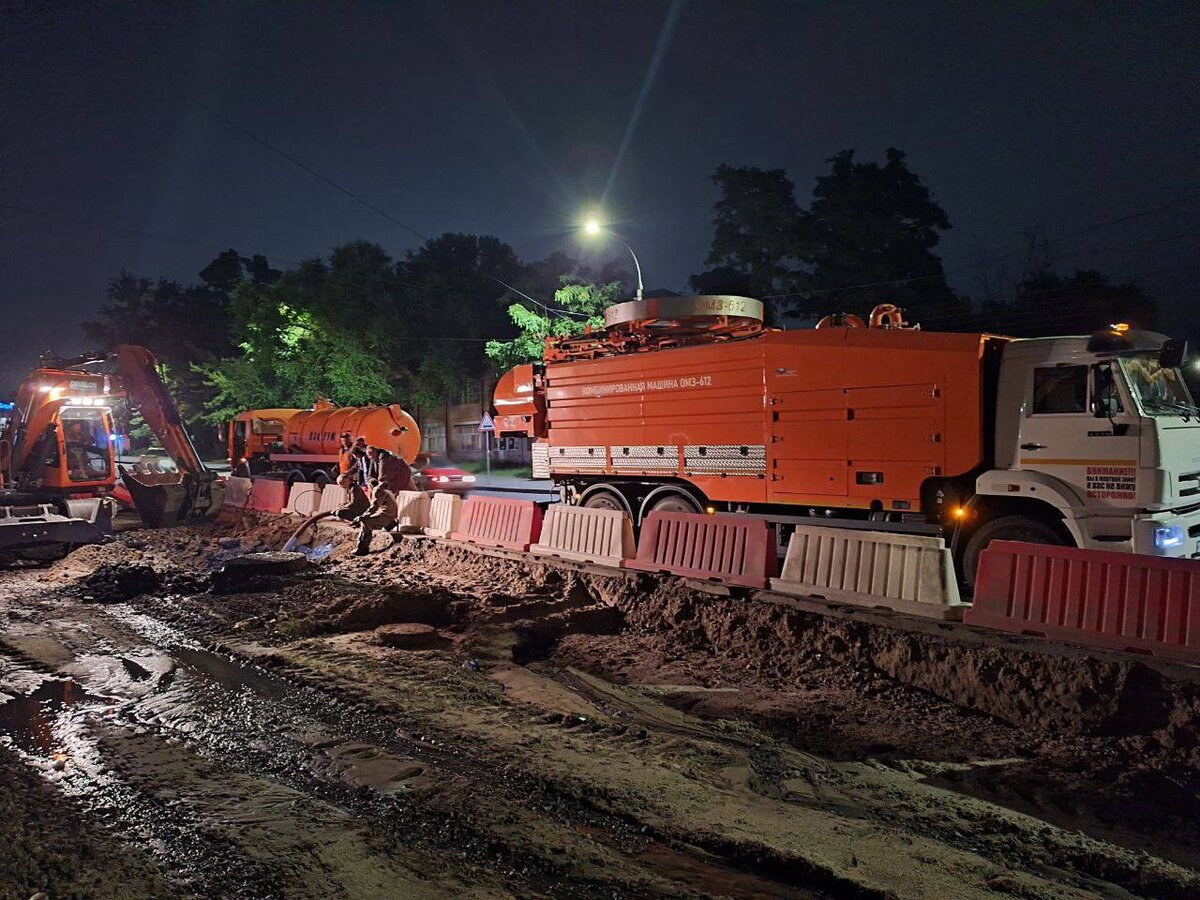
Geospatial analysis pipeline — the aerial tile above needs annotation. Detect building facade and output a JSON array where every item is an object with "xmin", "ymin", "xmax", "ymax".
[{"xmin": 416, "ymin": 375, "xmax": 530, "ymax": 465}]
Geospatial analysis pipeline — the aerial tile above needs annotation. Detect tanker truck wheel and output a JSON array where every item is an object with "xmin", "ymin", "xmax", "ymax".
[
  {"xmin": 641, "ymin": 489, "xmax": 703, "ymax": 520},
  {"xmin": 961, "ymin": 515, "xmax": 1066, "ymax": 589},
  {"xmin": 581, "ymin": 489, "xmax": 627, "ymax": 514}
]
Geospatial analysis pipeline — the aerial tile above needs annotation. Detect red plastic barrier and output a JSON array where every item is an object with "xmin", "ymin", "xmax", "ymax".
[
  {"xmin": 246, "ymin": 477, "xmax": 288, "ymax": 514},
  {"xmin": 450, "ymin": 496, "xmax": 543, "ymax": 552},
  {"xmin": 967, "ymin": 540, "xmax": 1200, "ymax": 664},
  {"xmin": 627, "ymin": 511, "xmax": 777, "ymax": 589}
]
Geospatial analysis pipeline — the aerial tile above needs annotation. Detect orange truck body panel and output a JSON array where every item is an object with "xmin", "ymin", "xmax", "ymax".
[{"xmin": 503, "ymin": 327, "xmax": 999, "ymax": 513}]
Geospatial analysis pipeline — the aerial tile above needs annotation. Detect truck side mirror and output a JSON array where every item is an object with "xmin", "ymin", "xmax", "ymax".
[
  {"xmin": 1091, "ymin": 365, "xmax": 1114, "ymax": 418},
  {"xmin": 1159, "ymin": 339, "xmax": 1186, "ymax": 369}
]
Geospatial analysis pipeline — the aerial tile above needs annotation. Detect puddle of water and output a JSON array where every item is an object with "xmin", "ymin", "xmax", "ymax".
[
  {"xmin": 574, "ymin": 823, "xmax": 816, "ymax": 899},
  {"xmin": 0, "ymin": 677, "xmax": 113, "ymax": 757},
  {"xmin": 171, "ymin": 646, "xmax": 289, "ymax": 701}
]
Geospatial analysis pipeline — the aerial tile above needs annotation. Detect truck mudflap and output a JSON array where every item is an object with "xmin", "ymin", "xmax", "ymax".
[
  {"xmin": 0, "ymin": 502, "xmax": 110, "ymax": 562},
  {"xmin": 120, "ymin": 467, "xmax": 226, "ymax": 528}
]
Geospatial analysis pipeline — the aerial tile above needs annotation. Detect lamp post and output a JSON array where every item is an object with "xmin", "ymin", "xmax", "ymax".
[{"xmin": 583, "ymin": 217, "xmax": 644, "ymax": 301}]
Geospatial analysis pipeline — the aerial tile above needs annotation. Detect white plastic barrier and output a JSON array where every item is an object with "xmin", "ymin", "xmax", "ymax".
[
  {"xmin": 283, "ymin": 482, "xmax": 322, "ymax": 516},
  {"xmin": 318, "ymin": 483, "xmax": 347, "ymax": 515},
  {"xmin": 424, "ymin": 492, "xmax": 463, "ymax": 538},
  {"xmin": 770, "ymin": 524, "xmax": 964, "ymax": 619},
  {"xmin": 394, "ymin": 491, "xmax": 430, "ymax": 533},
  {"xmin": 531, "ymin": 504, "xmax": 633, "ymax": 567},
  {"xmin": 222, "ymin": 476, "xmax": 253, "ymax": 509}
]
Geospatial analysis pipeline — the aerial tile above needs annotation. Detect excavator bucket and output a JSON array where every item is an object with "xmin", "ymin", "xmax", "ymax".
[
  {"xmin": 122, "ymin": 469, "xmax": 188, "ymax": 528},
  {"xmin": 111, "ymin": 345, "xmax": 227, "ymax": 529},
  {"xmin": 121, "ymin": 467, "xmax": 226, "ymax": 529}
]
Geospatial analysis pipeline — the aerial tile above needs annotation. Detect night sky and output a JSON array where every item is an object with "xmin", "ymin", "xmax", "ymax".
[{"xmin": 3, "ymin": 1, "xmax": 1198, "ymax": 394}]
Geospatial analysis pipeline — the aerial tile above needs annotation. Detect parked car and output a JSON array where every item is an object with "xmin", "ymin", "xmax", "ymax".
[{"xmin": 412, "ymin": 454, "xmax": 476, "ymax": 494}]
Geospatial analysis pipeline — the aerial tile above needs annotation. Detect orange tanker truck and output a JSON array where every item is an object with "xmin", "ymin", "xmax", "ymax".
[
  {"xmin": 229, "ymin": 399, "xmax": 420, "ymax": 484},
  {"xmin": 494, "ymin": 295, "xmax": 1200, "ymax": 582}
]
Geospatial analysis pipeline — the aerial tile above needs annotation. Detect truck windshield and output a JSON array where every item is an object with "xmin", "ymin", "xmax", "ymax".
[
  {"xmin": 252, "ymin": 418, "xmax": 287, "ymax": 435},
  {"xmin": 1119, "ymin": 356, "xmax": 1198, "ymax": 417}
]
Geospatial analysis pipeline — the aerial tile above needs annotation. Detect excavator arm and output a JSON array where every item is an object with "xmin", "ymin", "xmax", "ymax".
[{"xmin": 113, "ymin": 345, "xmax": 225, "ymax": 526}]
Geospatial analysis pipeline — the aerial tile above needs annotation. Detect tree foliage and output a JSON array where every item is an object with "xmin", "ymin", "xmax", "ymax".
[
  {"xmin": 796, "ymin": 148, "xmax": 970, "ymax": 328},
  {"xmin": 87, "ymin": 234, "xmax": 629, "ymax": 447},
  {"xmin": 484, "ymin": 278, "xmax": 623, "ymax": 370},
  {"xmin": 691, "ymin": 165, "xmax": 804, "ymax": 299},
  {"xmin": 692, "ymin": 149, "xmax": 968, "ymax": 327},
  {"xmin": 82, "ymin": 250, "xmax": 279, "ymax": 452}
]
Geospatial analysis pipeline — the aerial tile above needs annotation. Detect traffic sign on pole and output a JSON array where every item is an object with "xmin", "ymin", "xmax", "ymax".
[{"xmin": 478, "ymin": 412, "xmax": 495, "ymax": 432}]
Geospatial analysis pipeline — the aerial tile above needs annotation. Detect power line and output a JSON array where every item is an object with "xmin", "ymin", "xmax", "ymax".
[
  {"xmin": 188, "ymin": 98, "xmax": 587, "ymax": 320},
  {"xmin": 0, "ymin": 201, "xmax": 307, "ymax": 268}
]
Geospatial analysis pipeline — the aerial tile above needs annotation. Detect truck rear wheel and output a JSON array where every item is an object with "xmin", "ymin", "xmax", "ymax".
[
  {"xmin": 642, "ymin": 490, "xmax": 702, "ymax": 518},
  {"xmin": 582, "ymin": 490, "xmax": 626, "ymax": 513},
  {"xmin": 961, "ymin": 515, "xmax": 1065, "ymax": 588}
]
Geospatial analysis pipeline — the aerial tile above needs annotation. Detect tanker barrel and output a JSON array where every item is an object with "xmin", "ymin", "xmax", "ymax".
[{"xmin": 283, "ymin": 404, "xmax": 420, "ymax": 463}]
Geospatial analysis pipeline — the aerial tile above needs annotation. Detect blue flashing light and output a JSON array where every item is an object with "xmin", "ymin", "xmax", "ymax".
[{"xmin": 1154, "ymin": 524, "xmax": 1184, "ymax": 550}]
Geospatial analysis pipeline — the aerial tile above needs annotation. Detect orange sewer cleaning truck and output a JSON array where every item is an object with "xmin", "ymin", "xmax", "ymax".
[
  {"xmin": 228, "ymin": 400, "xmax": 420, "ymax": 484},
  {"xmin": 493, "ymin": 295, "xmax": 1200, "ymax": 581}
]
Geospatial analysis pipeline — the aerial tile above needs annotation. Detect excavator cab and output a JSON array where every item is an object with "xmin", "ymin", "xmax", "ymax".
[{"xmin": 51, "ymin": 406, "xmax": 115, "ymax": 488}]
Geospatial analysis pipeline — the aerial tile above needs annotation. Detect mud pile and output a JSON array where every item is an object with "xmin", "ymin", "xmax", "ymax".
[
  {"xmin": 11, "ymin": 513, "xmax": 1200, "ymax": 896},
  {"xmin": 0, "ymin": 752, "xmax": 174, "ymax": 899}
]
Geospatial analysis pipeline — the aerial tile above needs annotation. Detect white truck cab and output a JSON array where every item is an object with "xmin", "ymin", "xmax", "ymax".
[{"xmin": 971, "ymin": 327, "xmax": 1200, "ymax": 570}]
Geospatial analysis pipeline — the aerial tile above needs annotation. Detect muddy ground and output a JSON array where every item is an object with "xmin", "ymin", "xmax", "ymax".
[{"xmin": 2, "ymin": 512, "xmax": 1199, "ymax": 899}]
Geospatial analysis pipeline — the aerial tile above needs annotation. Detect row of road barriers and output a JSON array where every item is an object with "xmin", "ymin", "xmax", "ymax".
[
  {"xmin": 259, "ymin": 485, "xmax": 967, "ymax": 613},
  {"xmin": 272, "ymin": 478, "xmax": 464, "ymax": 537},
  {"xmin": 234, "ymin": 477, "xmax": 1200, "ymax": 664}
]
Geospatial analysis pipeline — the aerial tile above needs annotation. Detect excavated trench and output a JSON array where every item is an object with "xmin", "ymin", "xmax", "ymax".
[{"xmin": 2, "ymin": 515, "xmax": 1200, "ymax": 898}]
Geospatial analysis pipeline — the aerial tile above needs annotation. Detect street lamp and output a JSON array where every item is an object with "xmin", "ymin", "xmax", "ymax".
[{"xmin": 582, "ymin": 216, "xmax": 643, "ymax": 301}]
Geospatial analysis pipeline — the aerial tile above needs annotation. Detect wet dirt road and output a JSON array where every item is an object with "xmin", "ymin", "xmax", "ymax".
[{"xmin": 2, "ymin": 517, "xmax": 1199, "ymax": 899}]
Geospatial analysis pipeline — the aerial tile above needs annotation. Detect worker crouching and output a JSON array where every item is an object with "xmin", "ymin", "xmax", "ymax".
[
  {"xmin": 353, "ymin": 478, "xmax": 397, "ymax": 555},
  {"xmin": 334, "ymin": 472, "xmax": 369, "ymax": 521}
]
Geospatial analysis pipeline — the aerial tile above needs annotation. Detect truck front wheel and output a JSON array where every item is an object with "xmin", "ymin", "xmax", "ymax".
[{"xmin": 961, "ymin": 515, "xmax": 1065, "ymax": 588}]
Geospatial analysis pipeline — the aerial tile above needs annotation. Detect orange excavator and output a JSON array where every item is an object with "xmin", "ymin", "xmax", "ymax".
[{"xmin": 0, "ymin": 345, "xmax": 224, "ymax": 562}]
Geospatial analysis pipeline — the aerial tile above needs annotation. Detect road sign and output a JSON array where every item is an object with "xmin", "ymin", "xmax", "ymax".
[{"xmin": 478, "ymin": 412, "xmax": 495, "ymax": 432}]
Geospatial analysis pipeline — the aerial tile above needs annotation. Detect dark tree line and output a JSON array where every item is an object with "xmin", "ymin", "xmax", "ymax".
[
  {"xmin": 690, "ymin": 148, "xmax": 1157, "ymax": 335},
  {"xmin": 83, "ymin": 237, "xmax": 629, "ymax": 453}
]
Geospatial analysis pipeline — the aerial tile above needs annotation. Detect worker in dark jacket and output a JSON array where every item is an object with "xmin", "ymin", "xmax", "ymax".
[
  {"xmin": 353, "ymin": 479, "xmax": 398, "ymax": 555},
  {"xmin": 367, "ymin": 446, "xmax": 415, "ymax": 493},
  {"xmin": 349, "ymin": 446, "xmax": 369, "ymax": 486},
  {"xmin": 334, "ymin": 472, "xmax": 369, "ymax": 521},
  {"xmin": 352, "ymin": 437, "xmax": 369, "ymax": 482}
]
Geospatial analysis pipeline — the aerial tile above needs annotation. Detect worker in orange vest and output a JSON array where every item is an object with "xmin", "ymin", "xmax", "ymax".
[{"xmin": 337, "ymin": 432, "xmax": 354, "ymax": 477}]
